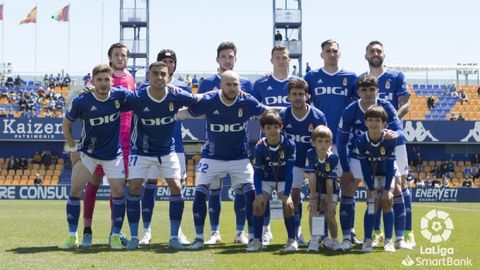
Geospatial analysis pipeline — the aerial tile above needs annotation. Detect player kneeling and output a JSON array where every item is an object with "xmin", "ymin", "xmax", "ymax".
[
  {"xmin": 247, "ymin": 111, "xmax": 297, "ymax": 252},
  {"xmin": 357, "ymin": 105, "xmax": 398, "ymax": 253},
  {"xmin": 306, "ymin": 125, "xmax": 342, "ymax": 252}
]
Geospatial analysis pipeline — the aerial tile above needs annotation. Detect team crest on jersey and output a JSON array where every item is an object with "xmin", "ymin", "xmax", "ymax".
[
  {"xmin": 385, "ymin": 80, "xmax": 391, "ymax": 89},
  {"xmin": 325, "ymin": 162, "xmax": 330, "ymax": 172},
  {"xmin": 114, "ymin": 100, "xmax": 120, "ymax": 109},
  {"xmin": 308, "ymin": 124, "xmax": 314, "ymax": 132},
  {"xmin": 343, "ymin": 77, "xmax": 348, "ymax": 86},
  {"xmin": 169, "ymin": 102, "xmax": 174, "ymax": 111},
  {"xmin": 380, "ymin": 146, "xmax": 385, "ymax": 155},
  {"xmin": 280, "ymin": 150, "xmax": 285, "ymax": 160},
  {"xmin": 238, "ymin": 108, "xmax": 243, "ymax": 118}
]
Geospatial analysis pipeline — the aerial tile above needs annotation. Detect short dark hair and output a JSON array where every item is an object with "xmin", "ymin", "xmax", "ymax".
[
  {"xmin": 366, "ymin": 40, "xmax": 383, "ymax": 51},
  {"xmin": 260, "ymin": 110, "xmax": 283, "ymax": 128},
  {"xmin": 92, "ymin": 64, "xmax": 112, "ymax": 78},
  {"xmin": 107, "ymin": 43, "xmax": 129, "ymax": 58},
  {"xmin": 149, "ymin": 61, "xmax": 168, "ymax": 71},
  {"xmin": 321, "ymin": 39, "xmax": 339, "ymax": 50},
  {"xmin": 288, "ymin": 77, "xmax": 309, "ymax": 94},
  {"xmin": 217, "ymin": 41, "xmax": 237, "ymax": 57},
  {"xmin": 364, "ymin": 105, "xmax": 387, "ymax": 123},
  {"xmin": 356, "ymin": 74, "xmax": 378, "ymax": 89},
  {"xmin": 271, "ymin": 45, "xmax": 288, "ymax": 56}
]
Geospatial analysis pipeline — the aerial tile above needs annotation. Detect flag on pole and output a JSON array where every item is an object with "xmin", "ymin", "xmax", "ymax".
[
  {"xmin": 19, "ymin": 6, "xmax": 37, "ymax": 24},
  {"xmin": 52, "ymin": 5, "xmax": 69, "ymax": 22},
  {"xmin": 0, "ymin": 4, "xmax": 4, "ymax": 21}
]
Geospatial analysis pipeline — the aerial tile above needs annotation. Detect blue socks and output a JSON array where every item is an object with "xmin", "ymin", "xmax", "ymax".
[
  {"xmin": 170, "ymin": 194, "xmax": 184, "ymax": 237},
  {"xmin": 294, "ymin": 201, "xmax": 303, "ymax": 237},
  {"xmin": 383, "ymin": 210, "xmax": 394, "ymax": 240},
  {"xmin": 364, "ymin": 209, "xmax": 375, "ymax": 240},
  {"xmin": 403, "ymin": 188, "xmax": 413, "ymax": 231},
  {"xmin": 208, "ymin": 188, "xmax": 222, "ymax": 232},
  {"xmin": 253, "ymin": 215, "xmax": 263, "ymax": 239},
  {"xmin": 234, "ymin": 188, "xmax": 246, "ymax": 232},
  {"xmin": 284, "ymin": 215, "xmax": 296, "ymax": 240},
  {"xmin": 192, "ymin": 185, "xmax": 208, "ymax": 237},
  {"xmin": 393, "ymin": 195, "xmax": 406, "ymax": 239},
  {"xmin": 126, "ymin": 193, "xmax": 141, "ymax": 238},
  {"xmin": 263, "ymin": 200, "xmax": 271, "ymax": 227},
  {"xmin": 112, "ymin": 196, "xmax": 126, "ymax": 235},
  {"xmin": 66, "ymin": 196, "xmax": 80, "ymax": 234},
  {"xmin": 340, "ymin": 196, "xmax": 354, "ymax": 239},
  {"xmin": 141, "ymin": 182, "xmax": 157, "ymax": 230},
  {"xmin": 242, "ymin": 184, "xmax": 255, "ymax": 235},
  {"xmin": 374, "ymin": 209, "xmax": 382, "ymax": 231}
]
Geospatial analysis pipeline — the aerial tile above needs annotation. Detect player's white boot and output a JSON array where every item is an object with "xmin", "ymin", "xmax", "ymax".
[
  {"xmin": 341, "ymin": 239, "xmax": 353, "ymax": 251},
  {"xmin": 394, "ymin": 238, "xmax": 412, "ymax": 250},
  {"xmin": 297, "ymin": 233, "xmax": 308, "ymax": 247},
  {"xmin": 246, "ymin": 239, "xmax": 263, "ymax": 252},
  {"xmin": 234, "ymin": 231, "xmax": 249, "ymax": 245},
  {"xmin": 262, "ymin": 230, "xmax": 273, "ymax": 246},
  {"xmin": 307, "ymin": 237, "xmax": 320, "ymax": 252},
  {"xmin": 284, "ymin": 239, "xmax": 299, "ymax": 252},
  {"xmin": 322, "ymin": 238, "xmax": 343, "ymax": 251},
  {"xmin": 361, "ymin": 238, "xmax": 373, "ymax": 253},
  {"xmin": 384, "ymin": 238, "xmax": 396, "ymax": 252},
  {"xmin": 205, "ymin": 232, "xmax": 222, "ymax": 245},
  {"xmin": 139, "ymin": 229, "xmax": 152, "ymax": 245},
  {"xmin": 178, "ymin": 228, "xmax": 191, "ymax": 245},
  {"xmin": 372, "ymin": 230, "xmax": 384, "ymax": 247}
]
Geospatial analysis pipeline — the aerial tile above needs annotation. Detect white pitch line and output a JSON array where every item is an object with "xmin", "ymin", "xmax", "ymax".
[{"xmin": 416, "ymin": 204, "xmax": 480, "ymax": 212}]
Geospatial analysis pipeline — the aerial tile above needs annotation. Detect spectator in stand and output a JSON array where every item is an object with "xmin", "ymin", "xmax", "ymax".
[
  {"xmin": 464, "ymin": 166, "xmax": 474, "ymax": 179},
  {"xmin": 45, "ymin": 110, "xmax": 53, "ymax": 117},
  {"xmin": 41, "ymin": 150, "xmax": 52, "ymax": 168},
  {"xmin": 415, "ymin": 178, "xmax": 425, "ymax": 188},
  {"xmin": 449, "ymin": 112, "xmax": 457, "ymax": 121},
  {"xmin": 14, "ymin": 75, "xmax": 24, "ymax": 87},
  {"xmin": 431, "ymin": 165, "xmax": 441, "ymax": 179},
  {"xmin": 427, "ymin": 95, "xmax": 435, "ymax": 109},
  {"xmin": 192, "ymin": 75, "xmax": 199, "ymax": 88},
  {"xmin": 63, "ymin": 73, "xmax": 71, "ymax": 87},
  {"xmin": 32, "ymin": 151, "xmax": 42, "ymax": 164},
  {"xmin": 48, "ymin": 74, "xmax": 55, "ymax": 89},
  {"xmin": 462, "ymin": 179, "xmax": 473, "ymax": 188},
  {"xmin": 51, "ymin": 152, "xmax": 59, "ymax": 165},
  {"xmin": 471, "ymin": 154, "xmax": 480, "ymax": 169},
  {"xmin": 477, "ymin": 86, "xmax": 480, "ymax": 96},
  {"xmin": 457, "ymin": 114, "xmax": 465, "ymax": 121},
  {"xmin": 7, "ymin": 155, "xmax": 18, "ymax": 170},
  {"xmin": 473, "ymin": 168, "xmax": 480, "ymax": 182},
  {"xmin": 33, "ymin": 173, "xmax": 42, "ymax": 186},
  {"xmin": 446, "ymin": 159, "xmax": 455, "ymax": 177},
  {"xmin": 414, "ymin": 151, "xmax": 422, "ymax": 172},
  {"xmin": 431, "ymin": 178, "xmax": 441, "ymax": 187},
  {"xmin": 83, "ymin": 73, "xmax": 91, "ymax": 86},
  {"xmin": 185, "ymin": 74, "xmax": 192, "ymax": 87},
  {"xmin": 275, "ymin": 30, "xmax": 283, "ymax": 41},
  {"xmin": 55, "ymin": 73, "xmax": 62, "ymax": 86},
  {"xmin": 292, "ymin": 65, "xmax": 297, "ymax": 76},
  {"xmin": 458, "ymin": 90, "xmax": 468, "ymax": 105},
  {"xmin": 447, "ymin": 82, "xmax": 456, "ymax": 94},
  {"xmin": 18, "ymin": 156, "xmax": 28, "ymax": 169},
  {"xmin": 21, "ymin": 109, "xmax": 33, "ymax": 118},
  {"xmin": 7, "ymin": 110, "xmax": 14, "ymax": 118},
  {"xmin": 305, "ymin": 62, "xmax": 311, "ymax": 73},
  {"xmin": 43, "ymin": 74, "xmax": 49, "ymax": 87},
  {"xmin": 442, "ymin": 176, "xmax": 450, "ymax": 187},
  {"xmin": 5, "ymin": 76, "xmax": 14, "ymax": 88},
  {"xmin": 0, "ymin": 110, "xmax": 7, "ymax": 117}
]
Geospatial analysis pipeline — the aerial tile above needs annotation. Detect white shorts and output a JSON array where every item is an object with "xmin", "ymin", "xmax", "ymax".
[
  {"xmin": 395, "ymin": 144, "xmax": 409, "ymax": 176},
  {"xmin": 374, "ymin": 175, "xmax": 395, "ymax": 190},
  {"xmin": 350, "ymin": 158, "xmax": 400, "ymax": 181},
  {"xmin": 262, "ymin": 181, "xmax": 286, "ymax": 195},
  {"xmin": 195, "ymin": 158, "xmax": 253, "ymax": 189},
  {"xmin": 331, "ymin": 144, "xmax": 343, "ymax": 176},
  {"xmin": 81, "ymin": 153, "xmax": 124, "ymax": 179},
  {"xmin": 128, "ymin": 153, "xmax": 181, "ymax": 180},
  {"xmin": 176, "ymin": 152, "xmax": 187, "ymax": 180},
  {"xmin": 292, "ymin": 166, "xmax": 306, "ymax": 188}
]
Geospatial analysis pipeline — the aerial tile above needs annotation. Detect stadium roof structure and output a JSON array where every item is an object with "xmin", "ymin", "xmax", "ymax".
[{"xmin": 386, "ymin": 64, "xmax": 479, "ymax": 72}]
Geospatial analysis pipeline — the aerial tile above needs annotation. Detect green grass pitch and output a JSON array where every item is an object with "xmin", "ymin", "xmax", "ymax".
[{"xmin": 0, "ymin": 201, "xmax": 478, "ymax": 270}]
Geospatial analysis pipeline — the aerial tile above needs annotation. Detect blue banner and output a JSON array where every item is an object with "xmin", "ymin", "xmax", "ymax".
[
  {"xmin": 1, "ymin": 185, "xmax": 479, "ymax": 202},
  {"xmin": 1, "ymin": 118, "xmax": 479, "ymax": 143}
]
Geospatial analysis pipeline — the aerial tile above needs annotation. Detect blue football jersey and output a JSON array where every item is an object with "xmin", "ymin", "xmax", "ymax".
[
  {"xmin": 252, "ymin": 74, "xmax": 295, "ymax": 106},
  {"xmin": 304, "ymin": 68, "xmax": 356, "ymax": 144},
  {"xmin": 305, "ymin": 149, "xmax": 339, "ymax": 194},
  {"xmin": 66, "ymin": 87, "xmax": 129, "ymax": 160},
  {"xmin": 197, "ymin": 74, "xmax": 253, "ymax": 94},
  {"xmin": 188, "ymin": 91, "xmax": 266, "ymax": 160},
  {"xmin": 355, "ymin": 132, "xmax": 396, "ymax": 190},
  {"xmin": 357, "ymin": 69, "xmax": 410, "ymax": 110},
  {"xmin": 336, "ymin": 98, "xmax": 402, "ymax": 172},
  {"xmin": 124, "ymin": 86, "xmax": 196, "ymax": 156},
  {"xmin": 280, "ymin": 105, "xmax": 327, "ymax": 168}
]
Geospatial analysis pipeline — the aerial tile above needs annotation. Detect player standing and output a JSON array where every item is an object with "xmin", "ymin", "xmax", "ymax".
[
  {"xmin": 184, "ymin": 71, "xmax": 266, "ymax": 250},
  {"xmin": 197, "ymin": 42, "xmax": 253, "ymax": 245},
  {"xmin": 81, "ymin": 43, "xmax": 135, "ymax": 247},
  {"xmin": 59, "ymin": 64, "xmax": 130, "ymax": 249},
  {"xmin": 280, "ymin": 78, "xmax": 327, "ymax": 246},
  {"xmin": 364, "ymin": 41, "xmax": 413, "ymax": 248}
]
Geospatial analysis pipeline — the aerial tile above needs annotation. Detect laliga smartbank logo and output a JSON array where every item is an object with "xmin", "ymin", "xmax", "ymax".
[{"xmin": 401, "ymin": 209, "xmax": 472, "ymax": 267}]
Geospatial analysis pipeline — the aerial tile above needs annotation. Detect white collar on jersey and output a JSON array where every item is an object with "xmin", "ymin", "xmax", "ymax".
[
  {"xmin": 321, "ymin": 67, "xmax": 343, "ymax": 76},
  {"xmin": 357, "ymin": 98, "xmax": 380, "ymax": 113},
  {"xmin": 91, "ymin": 90, "xmax": 111, "ymax": 102},
  {"xmin": 147, "ymin": 86, "xmax": 169, "ymax": 103},
  {"xmin": 219, "ymin": 91, "xmax": 238, "ymax": 107},
  {"xmin": 271, "ymin": 74, "xmax": 291, "ymax": 83},
  {"xmin": 367, "ymin": 69, "xmax": 387, "ymax": 79},
  {"xmin": 291, "ymin": 104, "xmax": 311, "ymax": 122}
]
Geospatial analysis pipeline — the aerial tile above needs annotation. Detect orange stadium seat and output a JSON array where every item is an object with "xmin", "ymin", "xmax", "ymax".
[
  {"xmin": 8, "ymin": 170, "xmax": 15, "ymax": 176},
  {"xmin": 15, "ymin": 170, "xmax": 23, "ymax": 176}
]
